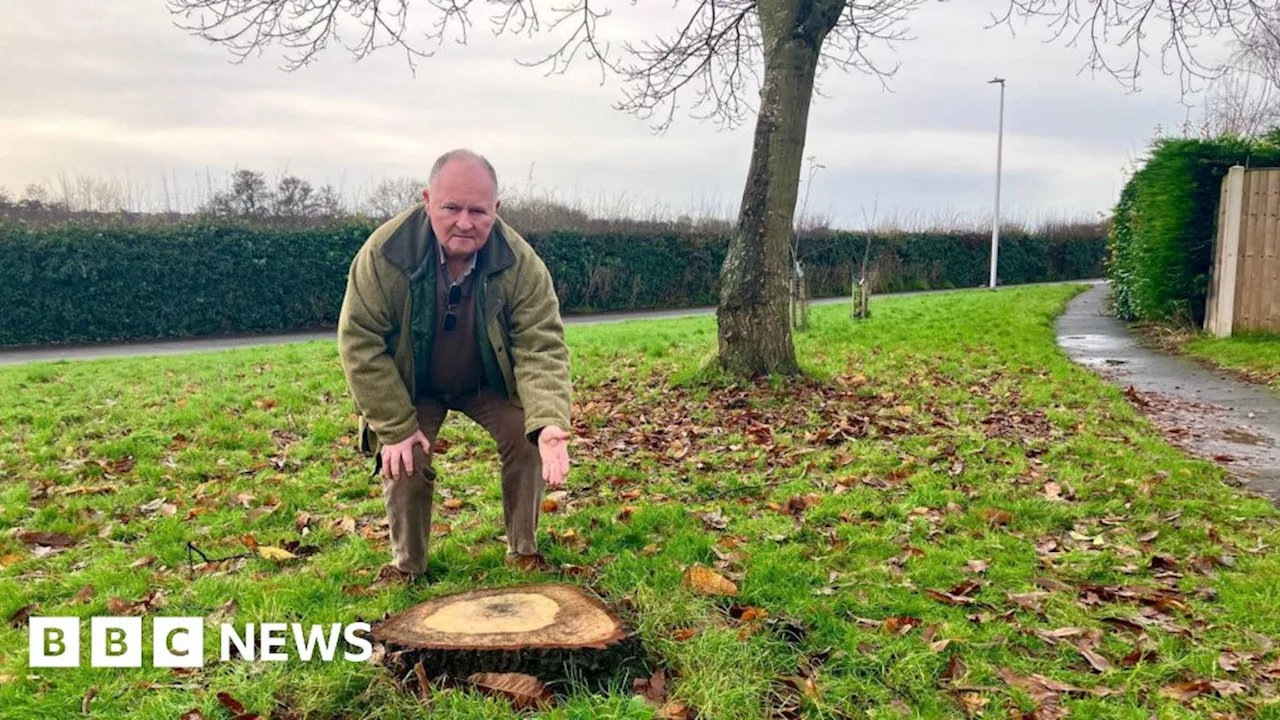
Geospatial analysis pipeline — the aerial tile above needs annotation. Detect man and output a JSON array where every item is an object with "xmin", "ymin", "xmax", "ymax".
[{"xmin": 337, "ymin": 149, "xmax": 571, "ymax": 582}]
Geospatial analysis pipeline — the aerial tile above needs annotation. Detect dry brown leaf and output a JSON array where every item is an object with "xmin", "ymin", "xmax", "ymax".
[
  {"xmin": 541, "ymin": 498, "xmax": 560, "ymax": 513},
  {"xmin": 8, "ymin": 604, "xmax": 34, "ymax": 628},
  {"xmin": 179, "ymin": 710, "xmax": 207, "ymax": 720},
  {"xmin": 657, "ymin": 702, "xmax": 689, "ymax": 720},
  {"xmin": 106, "ymin": 598, "xmax": 133, "ymax": 615},
  {"xmin": 942, "ymin": 654, "xmax": 967, "ymax": 684},
  {"xmin": 981, "ymin": 509, "xmax": 1012, "ymax": 526},
  {"xmin": 635, "ymin": 669, "xmax": 668, "ymax": 706},
  {"xmin": 1008, "ymin": 591, "xmax": 1050, "ymax": 612},
  {"xmin": 672, "ymin": 628, "xmax": 697, "ymax": 641},
  {"xmin": 682, "ymin": 566, "xmax": 738, "ymax": 596},
  {"xmin": 74, "ymin": 585, "xmax": 95, "ymax": 604},
  {"xmin": 469, "ymin": 672, "xmax": 553, "ymax": 710},
  {"xmin": 958, "ymin": 692, "xmax": 988, "ymax": 716},
  {"xmin": 966, "ymin": 559, "xmax": 989, "ymax": 573},
  {"xmin": 17, "ymin": 531, "xmax": 76, "ymax": 548},
  {"xmin": 216, "ymin": 691, "xmax": 246, "ymax": 714},
  {"xmin": 1161, "ymin": 679, "xmax": 1212, "ymax": 702},
  {"xmin": 443, "ymin": 498, "xmax": 465, "ymax": 510},
  {"xmin": 1073, "ymin": 642, "xmax": 1114, "ymax": 673},
  {"xmin": 82, "ymin": 686, "xmax": 98, "ymax": 714},
  {"xmin": 130, "ymin": 556, "xmax": 156, "ymax": 569},
  {"xmin": 1041, "ymin": 482, "xmax": 1063, "ymax": 501}
]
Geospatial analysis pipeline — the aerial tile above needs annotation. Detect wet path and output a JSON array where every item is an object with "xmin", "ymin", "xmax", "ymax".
[{"xmin": 1057, "ymin": 282, "xmax": 1280, "ymax": 501}]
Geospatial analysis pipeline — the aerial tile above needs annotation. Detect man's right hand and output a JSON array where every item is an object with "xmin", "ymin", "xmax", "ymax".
[{"xmin": 380, "ymin": 429, "xmax": 431, "ymax": 481}]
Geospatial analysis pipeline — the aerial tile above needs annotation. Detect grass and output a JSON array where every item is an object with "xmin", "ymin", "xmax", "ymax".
[
  {"xmin": 1179, "ymin": 330, "xmax": 1280, "ymax": 389},
  {"xmin": 4, "ymin": 283, "xmax": 1280, "ymax": 719}
]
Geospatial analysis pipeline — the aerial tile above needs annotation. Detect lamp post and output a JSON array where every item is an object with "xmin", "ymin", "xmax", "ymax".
[{"xmin": 988, "ymin": 76, "xmax": 1005, "ymax": 290}]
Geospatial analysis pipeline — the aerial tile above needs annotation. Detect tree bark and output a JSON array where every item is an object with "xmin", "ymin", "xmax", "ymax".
[{"xmin": 715, "ymin": 0, "xmax": 839, "ymax": 376}]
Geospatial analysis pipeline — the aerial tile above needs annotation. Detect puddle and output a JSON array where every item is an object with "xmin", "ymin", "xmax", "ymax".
[{"xmin": 1220, "ymin": 427, "xmax": 1274, "ymax": 447}]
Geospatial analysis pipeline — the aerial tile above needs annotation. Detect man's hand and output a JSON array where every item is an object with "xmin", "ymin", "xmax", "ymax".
[
  {"xmin": 380, "ymin": 429, "xmax": 431, "ymax": 481},
  {"xmin": 537, "ymin": 425, "xmax": 570, "ymax": 488}
]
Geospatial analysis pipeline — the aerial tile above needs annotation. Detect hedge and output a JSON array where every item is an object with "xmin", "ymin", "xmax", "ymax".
[
  {"xmin": 0, "ymin": 217, "xmax": 1106, "ymax": 346},
  {"xmin": 1107, "ymin": 132, "xmax": 1280, "ymax": 323}
]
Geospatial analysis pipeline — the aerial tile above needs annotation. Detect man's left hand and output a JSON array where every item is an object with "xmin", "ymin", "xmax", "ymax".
[{"xmin": 538, "ymin": 425, "xmax": 571, "ymax": 488}]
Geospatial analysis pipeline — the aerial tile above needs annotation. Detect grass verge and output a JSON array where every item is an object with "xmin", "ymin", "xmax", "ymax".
[{"xmin": 3, "ymin": 284, "xmax": 1280, "ymax": 719}]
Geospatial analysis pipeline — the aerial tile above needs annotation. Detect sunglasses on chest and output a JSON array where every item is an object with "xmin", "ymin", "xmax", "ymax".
[{"xmin": 443, "ymin": 284, "xmax": 462, "ymax": 333}]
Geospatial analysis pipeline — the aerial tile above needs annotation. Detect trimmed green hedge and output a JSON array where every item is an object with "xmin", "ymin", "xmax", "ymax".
[
  {"xmin": 0, "ymin": 217, "xmax": 1105, "ymax": 346},
  {"xmin": 1107, "ymin": 133, "xmax": 1280, "ymax": 323}
]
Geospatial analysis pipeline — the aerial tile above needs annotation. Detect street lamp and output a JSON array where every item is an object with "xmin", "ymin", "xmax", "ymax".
[{"xmin": 988, "ymin": 76, "xmax": 1005, "ymax": 290}]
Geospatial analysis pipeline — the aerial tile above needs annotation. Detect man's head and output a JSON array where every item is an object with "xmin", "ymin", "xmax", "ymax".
[{"xmin": 423, "ymin": 149, "xmax": 501, "ymax": 262}]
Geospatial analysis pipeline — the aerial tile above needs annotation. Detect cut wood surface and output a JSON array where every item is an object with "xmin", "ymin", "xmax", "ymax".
[{"xmin": 372, "ymin": 583, "xmax": 627, "ymax": 651}]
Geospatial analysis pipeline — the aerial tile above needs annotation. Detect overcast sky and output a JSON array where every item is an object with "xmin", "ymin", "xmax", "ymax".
[{"xmin": 0, "ymin": 2, "xmax": 1234, "ymax": 227}]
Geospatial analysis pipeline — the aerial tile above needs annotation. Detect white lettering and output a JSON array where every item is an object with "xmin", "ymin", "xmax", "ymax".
[
  {"xmin": 259, "ymin": 623, "xmax": 288, "ymax": 661},
  {"xmin": 221, "ymin": 623, "xmax": 254, "ymax": 661},
  {"xmin": 343, "ymin": 622, "xmax": 373, "ymax": 662}
]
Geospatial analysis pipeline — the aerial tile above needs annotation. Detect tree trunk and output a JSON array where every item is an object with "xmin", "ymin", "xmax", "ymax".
[{"xmin": 716, "ymin": 0, "xmax": 837, "ymax": 376}]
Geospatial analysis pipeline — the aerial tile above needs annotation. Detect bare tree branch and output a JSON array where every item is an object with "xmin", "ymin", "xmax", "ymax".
[{"xmin": 989, "ymin": 0, "xmax": 1280, "ymax": 95}]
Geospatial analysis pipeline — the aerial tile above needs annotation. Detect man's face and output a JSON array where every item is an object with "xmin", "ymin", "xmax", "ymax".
[{"xmin": 422, "ymin": 159, "xmax": 501, "ymax": 262}]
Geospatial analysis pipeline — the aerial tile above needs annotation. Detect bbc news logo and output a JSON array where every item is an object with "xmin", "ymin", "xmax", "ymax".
[{"xmin": 29, "ymin": 617, "xmax": 374, "ymax": 667}]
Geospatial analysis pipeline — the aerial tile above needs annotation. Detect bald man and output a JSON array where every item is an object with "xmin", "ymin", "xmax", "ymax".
[{"xmin": 337, "ymin": 149, "xmax": 571, "ymax": 582}]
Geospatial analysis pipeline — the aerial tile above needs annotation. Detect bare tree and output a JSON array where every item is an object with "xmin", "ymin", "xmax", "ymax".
[
  {"xmin": 167, "ymin": 0, "xmax": 1280, "ymax": 376},
  {"xmin": 314, "ymin": 183, "xmax": 346, "ymax": 218},
  {"xmin": 273, "ymin": 174, "xmax": 317, "ymax": 217},
  {"xmin": 363, "ymin": 177, "xmax": 426, "ymax": 218},
  {"xmin": 209, "ymin": 169, "xmax": 272, "ymax": 217},
  {"xmin": 1196, "ymin": 11, "xmax": 1280, "ymax": 137}
]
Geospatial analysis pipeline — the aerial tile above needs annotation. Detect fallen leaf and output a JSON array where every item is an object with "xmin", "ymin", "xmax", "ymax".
[
  {"xmin": 682, "ymin": 566, "xmax": 738, "ymax": 596},
  {"xmin": 443, "ymin": 498, "xmax": 465, "ymax": 510},
  {"xmin": 966, "ymin": 560, "xmax": 989, "ymax": 573},
  {"xmin": 74, "ymin": 585, "xmax": 95, "ymax": 604},
  {"xmin": 883, "ymin": 616, "xmax": 922, "ymax": 635},
  {"xmin": 541, "ymin": 498, "xmax": 560, "ymax": 513},
  {"xmin": 1008, "ymin": 591, "xmax": 1050, "ymax": 612},
  {"xmin": 1073, "ymin": 642, "xmax": 1114, "ymax": 673},
  {"xmin": 672, "ymin": 628, "xmax": 697, "ymax": 641},
  {"xmin": 1211, "ymin": 679, "xmax": 1249, "ymax": 696},
  {"xmin": 468, "ymin": 672, "xmax": 553, "ymax": 710},
  {"xmin": 1041, "ymin": 482, "xmax": 1063, "ymax": 501},
  {"xmin": 106, "ymin": 598, "xmax": 133, "ymax": 615},
  {"xmin": 958, "ymin": 693, "xmax": 988, "ymax": 716},
  {"xmin": 217, "ymin": 691, "xmax": 247, "ymax": 714},
  {"xmin": 255, "ymin": 546, "xmax": 297, "ymax": 561},
  {"xmin": 981, "ymin": 509, "xmax": 1012, "ymax": 526},
  {"xmin": 130, "ymin": 556, "xmax": 156, "ymax": 569},
  {"xmin": 1161, "ymin": 679, "xmax": 1212, "ymax": 702},
  {"xmin": 17, "ymin": 531, "xmax": 76, "ymax": 548},
  {"xmin": 179, "ymin": 710, "xmax": 206, "ymax": 720},
  {"xmin": 8, "ymin": 604, "xmax": 35, "ymax": 628},
  {"xmin": 657, "ymin": 702, "xmax": 689, "ymax": 720},
  {"xmin": 635, "ymin": 669, "xmax": 668, "ymax": 706},
  {"xmin": 926, "ymin": 589, "xmax": 975, "ymax": 606},
  {"xmin": 942, "ymin": 655, "xmax": 967, "ymax": 684},
  {"xmin": 82, "ymin": 686, "xmax": 98, "ymax": 714},
  {"xmin": 1034, "ymin": 577, "xmax": 1073, "ymax": 593}
]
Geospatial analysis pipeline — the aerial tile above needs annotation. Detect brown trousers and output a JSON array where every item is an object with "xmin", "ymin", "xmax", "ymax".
[{"xmin": 381, "ymin": 388, "xmax": 545, "ymax": 574}]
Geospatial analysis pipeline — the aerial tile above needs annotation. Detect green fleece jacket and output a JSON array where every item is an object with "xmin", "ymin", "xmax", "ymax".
[{"xmin": 336, "ymin": 204, "xmax": 571, "ymax": 455}]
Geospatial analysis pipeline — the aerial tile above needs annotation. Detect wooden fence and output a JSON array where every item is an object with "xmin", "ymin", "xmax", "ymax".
[{"xmin": 1204, "ymin": 166, "xmax": 1280, "ymax": 337}]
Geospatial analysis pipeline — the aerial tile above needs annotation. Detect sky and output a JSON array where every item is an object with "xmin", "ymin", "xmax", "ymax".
[{"xmin": 0, "ymin": 1, "xmax": 1238, "ymax": 228}]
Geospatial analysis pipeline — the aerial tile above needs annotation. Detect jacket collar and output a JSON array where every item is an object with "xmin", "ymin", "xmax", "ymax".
[{"xmin": 382, "ymin": 203, "xmax": 516, "ymax": 280}]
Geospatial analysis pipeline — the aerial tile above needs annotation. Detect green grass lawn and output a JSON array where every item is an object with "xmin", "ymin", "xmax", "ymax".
[
  {"xmin": 1180, "ymin": 331, "xmax": 1280, "ymax": 390},
  {"xmin": 5, "ymin": 283, "xmax": 1280, "ymax": 719}
]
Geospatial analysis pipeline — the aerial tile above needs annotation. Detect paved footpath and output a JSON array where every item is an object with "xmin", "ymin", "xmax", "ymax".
[
  {"xmin": 1057, "ymin": 282, "xmax": 1280, "ymax": 501},
  {"xmin": 0, "ymin": 282, "xmax": 1086, "ymax": 367}
]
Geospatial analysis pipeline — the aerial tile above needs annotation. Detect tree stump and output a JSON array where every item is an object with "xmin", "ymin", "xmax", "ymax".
[{"xmin": 373, "ymin": 584, "xmax": 646, "ymax": 693}]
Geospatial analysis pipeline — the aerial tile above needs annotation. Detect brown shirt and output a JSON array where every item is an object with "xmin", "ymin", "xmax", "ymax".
[{"xmin": 428, "ymin": 253, "xmax": 484, "ymax": 397}]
